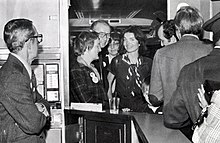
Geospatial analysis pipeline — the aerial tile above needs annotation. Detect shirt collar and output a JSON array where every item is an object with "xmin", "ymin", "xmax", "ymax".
[
  {"xmin": 214, "ymin": 45, "xmax": 220, "ymax": 49},
  {"xmin": 11, "ymin": 53, "xmax": 32, "ymax": 79},
  {"xmin": 182, "ymin": 34, "xmax": 199, "ymax": 39}
]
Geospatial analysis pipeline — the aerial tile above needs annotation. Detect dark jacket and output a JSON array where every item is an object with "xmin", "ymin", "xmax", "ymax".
[
  {"xmin": 109, "ymin": 54, "xmax": 153, "ymax": 112},
  {"xmin": 164, "ymin": 48, "xmax": 220, "ymax": 129},
  {"xmin": 0, "ymin": 54, "xmax": 49, "ymax": 143}
]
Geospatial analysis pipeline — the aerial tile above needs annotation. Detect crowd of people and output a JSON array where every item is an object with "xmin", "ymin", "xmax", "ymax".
[
  {"xmin": 0, "ymin": 4, "xmax": 219, "ymax": 143},
  {"xmin": 69, "ymin": 5, "xmax": 220, "ymax": 142}
]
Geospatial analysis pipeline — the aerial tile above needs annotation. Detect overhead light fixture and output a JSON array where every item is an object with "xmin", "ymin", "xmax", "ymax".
[{"xmin": 92, "ymin": 0, "xmax": 100, "ymax": 10}]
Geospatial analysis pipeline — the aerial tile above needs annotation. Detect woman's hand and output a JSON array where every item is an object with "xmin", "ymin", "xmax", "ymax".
[
  {"xmin": 197, "ymin": 84, "xmax": 208, "ymax": 108},
  {"xmin": 35, "ymin": 103, "xmax": 49, "ymax": 117},
  {"xmin": 143, "ymin": 92, "xmax": 151, "ymax": 105}
]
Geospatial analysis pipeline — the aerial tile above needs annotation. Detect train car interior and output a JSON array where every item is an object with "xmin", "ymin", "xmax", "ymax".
[
  {"xmin": 0, "ymin": 0, "xmax": 219, "ymax": 143},
  {"xmin": 69, "ymin": 0, "xmax": 167, "ymax": 60}
]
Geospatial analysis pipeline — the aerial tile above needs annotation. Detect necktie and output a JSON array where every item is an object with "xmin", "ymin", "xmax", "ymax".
[
  {"xmin": 31, "ymin": 70, "xmax": 37, "ymax": 91},
  {"xmin": 31, "ymin": 70, "xmax": 37, "ymax": 101}
]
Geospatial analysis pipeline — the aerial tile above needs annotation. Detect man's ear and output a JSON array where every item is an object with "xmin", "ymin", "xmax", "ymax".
[
  {"xmin": 83, "ymin": 46, "xmax": 90, "ymax": 54},
  {"xmin": 25, "ymin": 41, "xmax": 32, "ymax": 53}
]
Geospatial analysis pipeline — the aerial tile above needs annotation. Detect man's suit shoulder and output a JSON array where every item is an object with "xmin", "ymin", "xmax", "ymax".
[
  {"xmin": 155, "ymin": 43, "xmax": 178, "ymax": 57},
  {"xmin": 155, "ymin": 38, "xmax": 212, "ymax": 57}
]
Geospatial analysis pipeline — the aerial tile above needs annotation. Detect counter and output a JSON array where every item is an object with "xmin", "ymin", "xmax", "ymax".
[
  {"xmin": 124, "ymin": 112, "xmax": 191, "ymax": 143},
  {"xmin": 64, "ymin": 109, "xmax": 191, "ymax": 143}
]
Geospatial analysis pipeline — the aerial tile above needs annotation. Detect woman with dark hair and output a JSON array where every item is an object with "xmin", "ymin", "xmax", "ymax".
[
  {"xmin": 69, "ymin": 31, "xmax": 108, "ymax": 108},
  {"xmin": 107, "ymin": 26, "xmax": 153, "ymax": 113},
  {"xmin": 102, "ymin": 29, "xmax": 122, "ymax": 92}
]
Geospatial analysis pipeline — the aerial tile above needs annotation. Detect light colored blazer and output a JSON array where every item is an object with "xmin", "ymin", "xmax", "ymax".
[
  {"xmin": 164, "ymin": 48, "xmax": 220, "ymax": 129},
  {"xmin": 0, "ymin": 54, "xmax": 49, "ymax": 143},
  {"xmin": 150, "ymin": 36, "xmax": 213, "ymax": 106}
]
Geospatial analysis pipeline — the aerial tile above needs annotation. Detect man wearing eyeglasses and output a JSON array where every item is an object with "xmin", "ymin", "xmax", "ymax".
[
  {"xmin": 91, "ymin": 20, "xmax": 111, "ymax": 91},
  {"xmin": 91, "ymin": 20, "xmax": 111, "ymax": 48},
  {"xmin": 0, "ymin": 18, "xmax": 50, "ymax": 143}
]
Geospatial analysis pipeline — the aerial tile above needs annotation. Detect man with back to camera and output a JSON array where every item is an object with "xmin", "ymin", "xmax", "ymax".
[
  {"xmin": 149, "ymin": 6, "xmax": 213, "ymax": 109},
  {"xmin": 91, "ymin": 20, "xmax": 111, "ymax": 91},
  {"xmin": 164, "ymin": 12, "xmax": 220, "ymax": 141},
  {"xmin": 0, "ymin": 18, "xmax": 50, "ymax": 143}
]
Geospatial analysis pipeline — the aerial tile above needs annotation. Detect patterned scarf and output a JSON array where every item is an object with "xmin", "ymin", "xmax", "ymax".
[{"xmin": 122, "ymin": 54, "xmax": 142, "ymax": 96}]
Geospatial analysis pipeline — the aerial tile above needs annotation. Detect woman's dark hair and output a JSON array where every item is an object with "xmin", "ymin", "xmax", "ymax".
[
  {"xmin": 110, "ymin": 29, "xmax": 121, "ymax": 41},
  {"xmin": 108, "ymin": 28, "xmax": 124, "ymax": 54},
  {"xmin": 163, "ymin": 20, "xmax": 179, "ymax": 41},
  {"xmin": 122, "ymin": 26, "xmax": 149, "ymax": 56},
  {"xmin": 73, "ymin": 31, "xmax": 98, "ymax": 56}
]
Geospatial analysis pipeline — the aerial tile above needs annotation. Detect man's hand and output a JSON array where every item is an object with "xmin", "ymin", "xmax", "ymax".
[{"xmin": 35, "ymin": 103, "xmax": 49, "ymax": 117}]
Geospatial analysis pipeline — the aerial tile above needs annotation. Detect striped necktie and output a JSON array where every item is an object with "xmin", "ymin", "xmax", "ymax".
[
  {"xmin": 31, "ymin": 70, "xmax": 37, "ymax": 91},
  {"xmin": 31, "ymin": 70, "xmax": 37, "ymax": 101}
]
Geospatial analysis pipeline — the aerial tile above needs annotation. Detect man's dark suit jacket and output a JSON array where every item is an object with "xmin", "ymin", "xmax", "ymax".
[
  {"xmin": 164, "ymin": 48, "xmax": 220, "ymax": 129},
  {"xmin": 0, "ymin": 54, "xmax": 50, "ymax": 143}
]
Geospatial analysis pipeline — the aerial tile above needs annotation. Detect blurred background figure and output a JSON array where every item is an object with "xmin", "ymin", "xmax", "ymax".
[
  {"xmin": 69, "ymin": 31, "xmax": 108, "ymax": 109},
  {"xmin": 141, "ymin": 76, "xmax": 163, "ymax": 113},
  {"xmin": 102, "ymin": 29, "xmax": 122, "ymax": 92},
  {"xmin": 107, "ymin": 29, "xmax": 122, "ymax": 61},
  {"xmin": 141, "ymin": 76, "xmax": 150, "ymax": 102},
  {"xmin": 145, "ymin": 11, "xmax": 167, "ymax": 59}
]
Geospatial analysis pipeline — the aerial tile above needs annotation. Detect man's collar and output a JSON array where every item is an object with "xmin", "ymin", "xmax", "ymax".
[
  {"xmin": 10, "ymin": 53, "xmax": 32, "ymax": 79},
  {"xmin": 182, "ymin": 34, "xmax": 199, "ymax": 39},
  {"xmin": 214, "ymin": 45, "xmax": 220, "ymax": 49}
]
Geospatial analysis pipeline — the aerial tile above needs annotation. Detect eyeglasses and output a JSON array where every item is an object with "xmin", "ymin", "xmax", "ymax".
[
  {"xmin": 110, "ymin": 41, "xmax": 120, "ymax": 46},
  {"xmin": 25, "ymin": 34, "xmax": 43, "ymax": 44},
  {"xmin": 97, "ymin": 32, "xmax": 110, "ymax": 39}
]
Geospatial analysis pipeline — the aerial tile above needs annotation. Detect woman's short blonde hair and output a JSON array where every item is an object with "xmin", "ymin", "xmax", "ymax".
[{"xmin": 73, "ymin": 31, "xmax": 98, "ymax": 56}]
